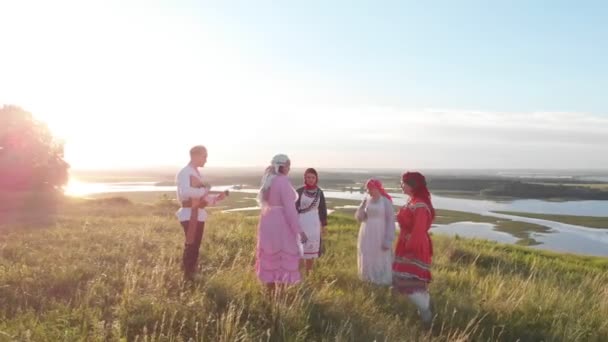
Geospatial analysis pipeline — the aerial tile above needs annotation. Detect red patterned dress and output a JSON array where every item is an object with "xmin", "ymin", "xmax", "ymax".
[{"xmin": 392, "ymin": 198, "xmax": 434, "ymax": 294}]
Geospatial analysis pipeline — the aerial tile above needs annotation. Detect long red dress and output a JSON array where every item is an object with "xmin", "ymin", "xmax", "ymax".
[{"xmin": 392, "ymin": 198, "xmax": 434, "ymax": 294}]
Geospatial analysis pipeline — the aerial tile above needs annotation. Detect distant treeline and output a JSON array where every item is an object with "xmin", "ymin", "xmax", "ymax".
[
  {"xmin": 132, "ymin": 170, "xmax": 608, "ymax": 200},
  {"xmin": 481, "ymin": 181, "xmax": 608, "ymax": 200},
  {"xmin": 427, "ymin": 178, "xmax": 504, "ymax": 192}
]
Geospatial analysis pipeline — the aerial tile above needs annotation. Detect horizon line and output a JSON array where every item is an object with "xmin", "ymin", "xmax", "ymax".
[{"xmin": 69, "ymin": 166, "xmax": 608, "ymax": 172}]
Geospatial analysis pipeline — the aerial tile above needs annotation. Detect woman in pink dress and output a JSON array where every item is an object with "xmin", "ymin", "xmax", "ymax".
[{"xmin": 255, "ymin": 154, "xmax": 308, "ymax": 291}]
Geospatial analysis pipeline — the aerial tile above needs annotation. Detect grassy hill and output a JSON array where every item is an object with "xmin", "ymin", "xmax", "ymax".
[{"xmin": 1, "ymin": 198, "xmax": 607, "ymax": 341}]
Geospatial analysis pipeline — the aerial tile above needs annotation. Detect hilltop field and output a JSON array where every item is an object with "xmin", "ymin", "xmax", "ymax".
[{"xmin": 1, "ymin": 194, "xmax": 607, "ymax": 341}]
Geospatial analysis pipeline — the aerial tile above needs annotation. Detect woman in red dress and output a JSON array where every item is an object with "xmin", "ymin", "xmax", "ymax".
[{"xmin": 392, "ymin": 171, "xmax": 435, "ymax": 326}]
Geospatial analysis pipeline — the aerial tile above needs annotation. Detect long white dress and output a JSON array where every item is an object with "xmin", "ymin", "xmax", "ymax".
[
  {"xmin": 298, "ymin": 191, "xmax": 322, "ymax": 259},
  {"xmin": 356, "ymin": 196, "xmax": 396, "ymax": 285}
]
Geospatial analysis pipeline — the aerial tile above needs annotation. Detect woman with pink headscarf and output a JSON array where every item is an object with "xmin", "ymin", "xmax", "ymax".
[{"xmin": 355, "ymin": 178, "xmax": 396, "ymax": 285}]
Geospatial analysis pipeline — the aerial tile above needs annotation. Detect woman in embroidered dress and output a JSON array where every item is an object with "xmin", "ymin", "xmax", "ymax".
[
  {"xmin": 255, "ymin": 154, "xmax": 308, "ymax": 292},
  {"xmin": 392, "ymin": 171, "xmax": 435, "ymax": 326},
  {"xmin": 355, "ymin": 178, "xmax": 396, "ymax": 285},
  {"xmin": 295, "ymin": 168, "xmax": 328, "ymax": 274}
]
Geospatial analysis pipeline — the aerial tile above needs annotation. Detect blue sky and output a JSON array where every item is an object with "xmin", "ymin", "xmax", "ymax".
[
  {"xmin": 1, "ymin": 0, "xmax": 607, "ymax": 169},
  {"xmin": 194, "ymin": 1, "xmax": 608, "ymax": 113}
]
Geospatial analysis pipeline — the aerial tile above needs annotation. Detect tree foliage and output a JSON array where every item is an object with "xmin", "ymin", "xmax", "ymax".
[{"xmin": 0, "ymin": 105, "xmax": 69, "ymax": 191}]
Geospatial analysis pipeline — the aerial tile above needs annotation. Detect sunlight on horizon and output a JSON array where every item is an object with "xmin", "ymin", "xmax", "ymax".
[
  {"xmin": 0, "ymin": 1, "xmax": 281, "ymax": 170},
  {"xmin": 63, "ymin": 178, "xmax": 107, "ymax": 197}
]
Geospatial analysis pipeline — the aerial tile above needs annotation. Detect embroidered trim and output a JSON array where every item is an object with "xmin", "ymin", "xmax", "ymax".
[
  {"xmin": 298, "ymin": 189, "xmax": 321, "ymax": 214},
  {"xmin": 257, "ymin": 267, "xmax": 300, "ymax": 272},
  {"xmin": 406, "ymin": 202, "xmax": 431, "ymax": 216},
  {"xmin": 392, "ymin": 271, "xmax": 431, "ymax": 282},
  {"xmin": 394, "ymin": 256, "xmax": 431, "ymax": 270},
  {"xmin": 257, "ymin": 249, "xmax": 302, "ymax": 257}
]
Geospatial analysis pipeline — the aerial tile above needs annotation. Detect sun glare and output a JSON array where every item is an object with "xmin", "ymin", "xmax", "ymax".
[{"xmin": 63, "ymin": 178, "xmax": 105, "ymax": 197}]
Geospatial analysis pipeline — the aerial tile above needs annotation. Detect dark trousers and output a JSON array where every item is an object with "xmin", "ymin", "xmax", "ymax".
[{"xmin": 180, "ymin": 221, "xmax": 205, "ymax": 280}]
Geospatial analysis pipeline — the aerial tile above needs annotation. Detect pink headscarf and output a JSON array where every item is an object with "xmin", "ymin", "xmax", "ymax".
[{"xmin": 366, "ymin": 178, "xmax": 392, "ymax": 202}]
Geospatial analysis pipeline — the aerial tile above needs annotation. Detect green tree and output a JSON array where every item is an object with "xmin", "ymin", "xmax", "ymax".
[{"xmin": 0, "ymin": 105, "xmax": 69, "ymax": 191}]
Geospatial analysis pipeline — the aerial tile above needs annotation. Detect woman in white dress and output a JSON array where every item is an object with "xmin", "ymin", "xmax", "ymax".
[
  {"xmin": 296, "ymin": 168, "xmax": 328, "ymax": 275},
  {"xmin": 355, "ymin": 178, "xmax": 396, "ymax": 285}
]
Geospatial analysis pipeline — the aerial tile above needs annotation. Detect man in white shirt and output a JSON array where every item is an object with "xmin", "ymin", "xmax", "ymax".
[{"xmin": 176, "ymin": 145, "xmax": 225, "ymax": 281}]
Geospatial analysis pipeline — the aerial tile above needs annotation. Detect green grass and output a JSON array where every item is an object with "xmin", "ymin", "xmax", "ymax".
[
  {"xmin": 1, "ymin": 199, "xmax": 607, "ymax": 341},
  {"xmin": 434, "ymin": 210, "xmax": 551, "ymax": 246},
  {"xmin": 494, "ymin": 211, "xmax": 608, "ymax": 229},
  {"xmin": 531, "ymin": 182, "xmax": 608, "ymax": 190}
]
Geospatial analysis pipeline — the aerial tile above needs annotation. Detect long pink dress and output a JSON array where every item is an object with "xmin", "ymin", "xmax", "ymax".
[{"xmin": 255, "ymin": 175, "xmax": 303, "ymax": 284}]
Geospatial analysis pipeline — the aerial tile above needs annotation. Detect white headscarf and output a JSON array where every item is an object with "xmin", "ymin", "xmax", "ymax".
[{"xmin": 257, "ymin": 154, "xmax": 290, "ymax": 205}]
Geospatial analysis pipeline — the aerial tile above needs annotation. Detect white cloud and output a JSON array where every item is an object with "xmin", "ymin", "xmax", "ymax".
[{"xmin": 252, "ymin": 106, "xmax": 608, "ymax": 169}]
